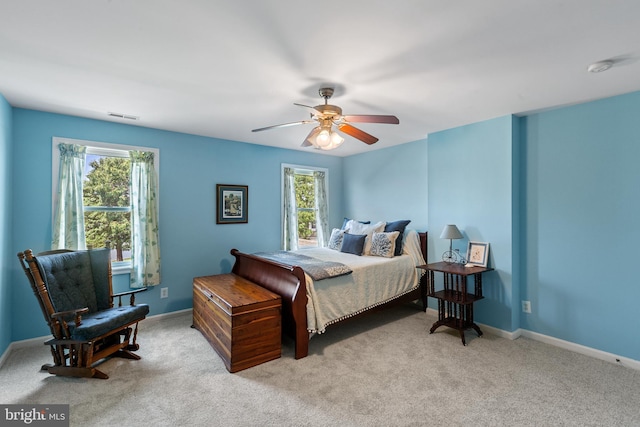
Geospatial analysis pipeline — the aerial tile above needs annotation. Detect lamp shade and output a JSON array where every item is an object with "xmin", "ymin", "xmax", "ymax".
[{"xmin": 440, "ymin": 224, "xmax": 463, "ymax": 240}]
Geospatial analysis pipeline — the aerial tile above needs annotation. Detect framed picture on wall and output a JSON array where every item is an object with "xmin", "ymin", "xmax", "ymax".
[
  {"xmin": 466, "ymin": 241, "xmax": 489, "ymax": 267},
  {"xmin": 216, "ymin": 184, "xmax": 248, "ymax": 224}
]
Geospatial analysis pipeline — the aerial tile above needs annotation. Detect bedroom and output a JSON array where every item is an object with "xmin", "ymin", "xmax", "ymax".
[
  {"xmin": 4, "ymin": 92, "xmax": 640, "ymax": 364},
  {"xmin": 1, "ymin": 0, "xmax": 640, "ymax": 395}
]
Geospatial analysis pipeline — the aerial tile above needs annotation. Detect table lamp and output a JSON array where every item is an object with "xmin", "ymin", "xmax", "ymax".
[{"xmin": 440, "ymin": 224, "xmax": 463, "ymax": 263}]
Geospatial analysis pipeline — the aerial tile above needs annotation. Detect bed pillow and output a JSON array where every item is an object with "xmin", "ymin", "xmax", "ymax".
[
  {"xmin": 341, "ymin": 217, "xmax": 370, "ymax": 230},
  {"xmin": 340, "ymin": 233, "xmax": 367, "ymax": 256},
  {"xmin": 384, "ymin": 220, "xmax": 411, "ymax": 256},
  {"xmin": 328, "ymin": 228, "xmax": 345, "ymax": 250},
  {"xmin": 370, "ymin": 231, "xmax": 400, "ymax": 258},
  {"xmin": 346, "ymin": 221, "xmax": 386, "ymax": 255}
]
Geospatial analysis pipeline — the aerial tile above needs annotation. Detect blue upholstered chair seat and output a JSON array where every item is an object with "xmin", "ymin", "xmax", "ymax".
[{"xmin": 69, "ymin": 304, "xmax": 150, "ymax": 341}]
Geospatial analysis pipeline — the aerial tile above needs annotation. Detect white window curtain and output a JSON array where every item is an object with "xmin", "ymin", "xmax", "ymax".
[
  {"xmin": 52, "ymin": 143, "xmax": 87, "ymax": 250},
  {"xmin": 129, "ymin": 151, "xmax": 161, "ymax": 288},
  {"xmin": 314, "ymin": 170, "xmax": 329, "ymax": 247},
  {"xmin": 282, "ymin": 167, "xmax": 298, "ymax": 251}
]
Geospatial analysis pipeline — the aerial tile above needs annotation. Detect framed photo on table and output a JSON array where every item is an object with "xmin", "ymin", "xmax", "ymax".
[
  {"xmin": 216, "ymin": 184, "xmax": 248, "ymax": 224},
  {"xmin": 466, "ymin": 241, "xmax": 489, "ymax": 267}
]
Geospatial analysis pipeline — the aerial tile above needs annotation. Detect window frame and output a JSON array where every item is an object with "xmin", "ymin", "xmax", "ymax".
[
  {"xmin": 280, "ymin": 163, "xmax": 329, "ymax": 249},
  {"xmin": 52, "ymin": 137, "xmax": 159, "ymax": 274}
]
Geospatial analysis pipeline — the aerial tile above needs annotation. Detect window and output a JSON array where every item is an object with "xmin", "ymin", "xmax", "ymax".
[
  {"xmin": 294, "ymin": 171, "xmax": 318, "ymax": 248},
  {"xmin": 83, "ymin": 147, "xmax": 132, "ymax": 269},
  {"xmin": 52, "ymin": 137, "xmax": 159, "ymax": 276},
  {"xmin": 281, "ymin": 164, "xmax": 329, "ymax": 250}
]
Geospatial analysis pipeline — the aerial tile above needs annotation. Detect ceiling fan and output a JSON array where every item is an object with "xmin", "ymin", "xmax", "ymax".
[{"xmin": 251, "ymin": 87, "xmax": 399, "ymax": 150}]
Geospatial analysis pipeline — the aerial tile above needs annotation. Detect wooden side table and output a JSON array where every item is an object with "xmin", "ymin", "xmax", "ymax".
[{"xmin": 417, "ymin": 262, "xmax": 493, "ymax": 345}]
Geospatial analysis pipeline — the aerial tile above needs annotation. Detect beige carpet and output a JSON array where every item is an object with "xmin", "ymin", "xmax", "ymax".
[{"xmin": 1, "ymin": 305, "xmax": 639, "ymax": 427}]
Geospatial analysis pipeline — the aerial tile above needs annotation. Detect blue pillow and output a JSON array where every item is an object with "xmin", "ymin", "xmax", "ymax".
[
  {"xmin": 384, "ymin": 220, "xmax": 411, "ymax": 256},
  {"xmin": 340, "ymin": 233, "xmax": 367, "ymax": 256},
  {"xmin": 341, "ymin": 217, "xmax": 370, "ymax": 230}
]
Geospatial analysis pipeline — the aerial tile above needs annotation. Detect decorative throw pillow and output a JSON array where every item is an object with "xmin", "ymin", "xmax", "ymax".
[
  {"xmin": 384, "ymin": 220, "xmax": 411, "ymax": 256},
  {"xmin": 347, "ymin": 221, "xmax": 386, "ymax": 255},
  {"xmin": 340, "ymin": 233, "xmax": 367, "ymax": 256},
  {"xmin": 370, "ymin": 231, "xmax": 400, "ymax": 258},
  {"xmin": 341, "ymin": 218, "xmax": 371, "ymax": 230},
  {"xmin": 328, "ymin": 228, "xmax": 345, "ymax": 250}
]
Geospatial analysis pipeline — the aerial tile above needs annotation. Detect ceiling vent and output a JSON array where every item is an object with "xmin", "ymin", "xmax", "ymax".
[{"xmin": 108, "ymin": 112, "xmax": 139, "ymax": 120}]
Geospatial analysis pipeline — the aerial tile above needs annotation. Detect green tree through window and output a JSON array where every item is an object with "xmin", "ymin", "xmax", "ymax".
[
  {"xmin": 83, "ymin": 155, "xmax": 131, "ymax": 261},
  {"xmin": 295, "ymin": 173, "xmax": 316, "ymax": 246}
]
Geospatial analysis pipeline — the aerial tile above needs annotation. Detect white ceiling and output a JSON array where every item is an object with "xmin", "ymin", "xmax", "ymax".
[{"xmin": 1, "ymin": 1, "xmax": 639, "ymax": 157}]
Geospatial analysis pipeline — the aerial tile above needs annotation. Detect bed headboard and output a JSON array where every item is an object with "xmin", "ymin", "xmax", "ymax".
[{"xmin": 418, "ymin": 231, "xmax": 427, "ymax": 263}]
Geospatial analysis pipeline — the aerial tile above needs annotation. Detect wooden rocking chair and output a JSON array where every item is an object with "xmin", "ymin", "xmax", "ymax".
[{"xmin": 17, "ymin": 248, "xmax": 149, "ymax": 379}]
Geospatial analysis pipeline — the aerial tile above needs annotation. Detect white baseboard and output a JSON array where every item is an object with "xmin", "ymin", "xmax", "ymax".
[
  {"xmin": 3, "ymin": 308, "xmax": 638, "ymax": 371},
  {"xmin": 517, "ymin": 328, "xmax": 640, "ymax": 371},
  {"xmin": 0, "ymin": 343, "xmax": 11, "ymax": 369},
  {"xmin": 477, "ymin": 322, "xmax": 522, "ymax": 340},
  {"xmin": 0, "ymin": 335, "xmax": 47, "ymax": 370},
  {"xmin": 143, "ymin": 308, "xmax": 192, "ymax": 326},
  {"xmin": 426, "ymin": 308, "xmax": 639, "ymax": 370},
  {"xmin": 425, "ymin": 308, "xmax": 521, "ymax": 340},
  {"xmin": 0, "ymin": 308, "xmax": 194, "ymax": 369}
]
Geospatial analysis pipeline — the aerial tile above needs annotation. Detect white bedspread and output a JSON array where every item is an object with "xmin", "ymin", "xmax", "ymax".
[{"xmin": 295, "ymin": 229, "xmax": 426, "ymax": 334}]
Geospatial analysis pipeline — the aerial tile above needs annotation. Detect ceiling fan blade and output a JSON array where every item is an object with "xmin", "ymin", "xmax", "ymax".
[
  {"xmin": 337, "ymin": 123, "xmax": 379, "ymax": 145},
  {"xmin": 301, "ymin": 127, "xmax": 321, "ymax": 147},
  {"xmin": 252, "ymin": 120, "xmax": 313, "ymax": 132},
  {"xmin": 342, "ymin": 115, "xmax": 399, "ymax": 124},
  {"xmin": 293, "ymin": 103, "xmax": 323, "ymax": 115}
]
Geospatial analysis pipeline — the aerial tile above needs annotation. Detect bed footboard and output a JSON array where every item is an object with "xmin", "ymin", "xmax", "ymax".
[{"xmin": 230, "ymin": 249, "xmax": 309, "ymax": 359}]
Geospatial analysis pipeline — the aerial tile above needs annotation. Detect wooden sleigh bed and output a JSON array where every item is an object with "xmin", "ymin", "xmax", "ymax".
[{"xmin": 230, "ymin": 231, "xmax": 427, "ymax": 359}]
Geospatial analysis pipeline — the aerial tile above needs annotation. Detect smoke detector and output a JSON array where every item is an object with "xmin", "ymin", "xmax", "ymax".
[{"xmin": 587, "ymin": 60, "xmax": 614, "ymax": 73}]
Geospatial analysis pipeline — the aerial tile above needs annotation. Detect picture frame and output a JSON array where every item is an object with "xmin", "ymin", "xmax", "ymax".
[
  {"xmin": 466, "ymin": 241, "xmax": 489, "ymax": 267},
  {"xmin": 216, "ymin": 184, "xmax": 248, "ymax": 224}
]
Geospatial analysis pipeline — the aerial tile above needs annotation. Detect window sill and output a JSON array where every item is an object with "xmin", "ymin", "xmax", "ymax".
[{"xmin": 112, "ymin": 264, "xmax": 132, "ymax": 275}]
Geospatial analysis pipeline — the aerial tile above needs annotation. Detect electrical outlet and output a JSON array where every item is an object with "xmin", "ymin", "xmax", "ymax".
[
  {"xmin": 522, "ymin": 300, "xmax": 531, "ymax": 313},
  {"xmin": 160, "ymin": 287, "xmax": 168, "ymax": 299}
]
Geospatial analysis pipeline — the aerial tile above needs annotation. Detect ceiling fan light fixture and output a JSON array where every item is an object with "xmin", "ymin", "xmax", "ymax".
[
  {"xmin": 304, "ymin": 127, "xmax": 321, "ymax": 147},
  {"xmin": 253, "ymin": 85, "xmax": 399, "ymax": 150},
  {"xmin": 320, "ymin": 130, "xmax": 344, "ymax": 150},
  {"xmin": 305, "ymin": 125, "xmax": 344, "ymax": 150},
  {"xmin": 315, "ymin": 128, "xmax": 332, "ymax": 148},
  {"xmin": 331, "ymin": 131, "xmax": 344, "ymax": 145}
]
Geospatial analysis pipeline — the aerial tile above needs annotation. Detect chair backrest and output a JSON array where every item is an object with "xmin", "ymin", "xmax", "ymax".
[
  {"xmin": 19, "ymin": 248, "xmax": 113, "ymax": 327},
  {"xmin": 87, "ymin": 249, "xmax": 112, "ymax": 311}
]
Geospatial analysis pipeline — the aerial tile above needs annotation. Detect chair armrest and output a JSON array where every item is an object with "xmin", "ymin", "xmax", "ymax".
[
  {"xmin": 50, "ymin": 307, "xmax": 90, "ymax": 335},
  {"xmin": 111, "ymin": 287, "xmax": 147, "ymax": 307},
  {"xmin": 111, "ymin": 288, "xmax": 147, "ymax": 298}
]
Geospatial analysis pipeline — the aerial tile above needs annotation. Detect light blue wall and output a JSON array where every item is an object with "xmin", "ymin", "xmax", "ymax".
[
  {"xmin": 0, "ymin": 94, "xmax": 12, "ymax": 356},
  {"xmin": 521, "ymin": 91, "xmax": 640, "ymax": 360},
  {"xmin": 10, "ymin": 108, "xmax": 343, "ymax": 341},
  {"xmin": 5, "ymin": 90, "xmax": 640, "ymax": 363},
  {"xmin": 342, "ymin": 139, "xmax": 428, "ymax": 233},
  {"xmin": 428, "ymin": 116, "xmax": 516, "ymax": 332}
]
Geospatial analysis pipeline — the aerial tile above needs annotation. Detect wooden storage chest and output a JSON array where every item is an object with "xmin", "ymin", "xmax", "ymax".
[{"xmin": 193, "ymin": 274, "xmax": 281, "ymax": 372}]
